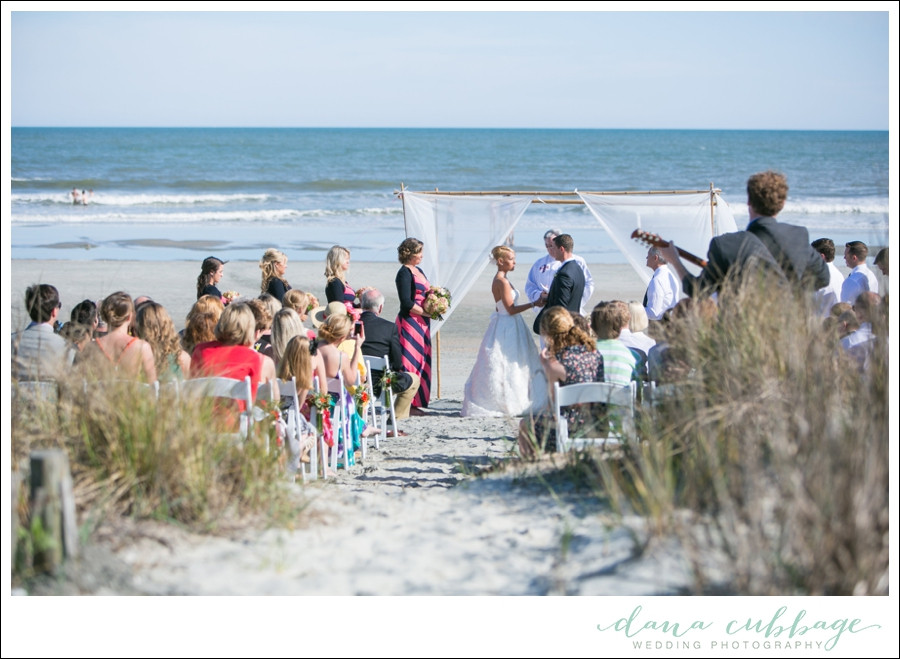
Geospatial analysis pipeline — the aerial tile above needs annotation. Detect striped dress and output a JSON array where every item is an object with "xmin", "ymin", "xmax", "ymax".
[{"xmin": 396, "ymin": 265, "xmax": 432, "ymax": 408}]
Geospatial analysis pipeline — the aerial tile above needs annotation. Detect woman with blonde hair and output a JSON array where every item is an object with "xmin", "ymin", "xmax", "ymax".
[
  {"xmin": 80, "ymin": 291, "xmax": 157, "ymax": 382},
  {"xmin": 517, "ymin": 306, "xmax": 605, "ymax": 458},
  {"xmin": 317, "ymin": 311, "xmax": 368, "ymax": 466},
  {"xmin": 134, "ymin": 301, "xmax": 191, "ymax": 381},
  {"xmin": 277, "ymin": 335, "xmax": 328, "ymax": 474},
  {"xmin": 259, "ymin": 248, "xmax": 291, "ymax": 302},
  {"xmin": 324, "ymin": 245, "xmax": 356, "ymax": 305},
  {"xmin": 271, "ymin": 308, "xmax": 306, "ymax": 367},
  {"xmin": 461, "ymin": 245, "xmax": 547, "ymax": 417}
]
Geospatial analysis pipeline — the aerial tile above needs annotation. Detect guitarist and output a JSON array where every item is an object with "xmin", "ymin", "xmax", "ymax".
[{"xmin": 744, "ymin": 170, "xmax": 829, "ymax": 292}]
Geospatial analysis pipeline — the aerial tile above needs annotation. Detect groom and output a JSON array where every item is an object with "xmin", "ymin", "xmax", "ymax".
[{"xmin": 533, "ymin": 233, "xmax": 586, "ymax": 334}]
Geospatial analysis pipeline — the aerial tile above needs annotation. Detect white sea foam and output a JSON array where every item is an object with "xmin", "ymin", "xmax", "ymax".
[
  {"xmin": 10, "ymin": 192, "xmax": 273, "ymax": 206},
  {"xmin": 11, "ymin": 206, "xmax": 404, "ymax": 225}
]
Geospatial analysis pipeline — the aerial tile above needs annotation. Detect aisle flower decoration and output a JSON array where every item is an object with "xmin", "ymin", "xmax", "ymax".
[
  {"xmin": 221, "ymin": 290, "xmax": 240, "ymax": 305},
  {"xmin": 379, "ymin": 369, "xmax": 396, "ymax": 409},
  {"xmin": 306, "ymin": 390, "xmax": 334, "ymax": 447},
  {"xmin": 422, "ymin": 286, "xmax": 452, "ymax": 321},
  {"xmin": 255, "ymin": 399, "xmax": 286, "ymax": 459},
  {"xmin": 349, "ymin": 384, "xmax": 370, "ymax": 417}
]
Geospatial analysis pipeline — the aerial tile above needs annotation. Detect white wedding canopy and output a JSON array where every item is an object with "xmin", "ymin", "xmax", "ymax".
[
  {"xmin": 400, "ymin": 186, "xmax": 738, "ymax": 396},
  {"xmin": 401, "ymin": 192, "xmax": 533, "ymax": 333}
]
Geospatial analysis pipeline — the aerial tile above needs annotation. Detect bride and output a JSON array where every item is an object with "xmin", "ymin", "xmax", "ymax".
[{"xmin": 461, "ymin": 246, "xmax": 549, "ymax": 417}]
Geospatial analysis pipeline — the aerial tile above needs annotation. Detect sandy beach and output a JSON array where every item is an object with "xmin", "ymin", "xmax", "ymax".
[{"xmin": 9, "ymin": 259, "xmax": 698, "ymax": 615}]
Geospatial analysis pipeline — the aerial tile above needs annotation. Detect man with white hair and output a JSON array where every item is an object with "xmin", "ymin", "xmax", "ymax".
[
  {"xmin": 359, "ymin": 288, "xmax": 421, "ymax": 422},
  {"xmin": 643, "ymin": 246, "xmax": 682, "ymax": 321},
  {"xmin": 525, "ymin": 228, "xmax": 594, "ymax": 315}
]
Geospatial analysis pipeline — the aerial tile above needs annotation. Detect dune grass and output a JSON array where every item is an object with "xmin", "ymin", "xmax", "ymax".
[
  {"xmin": 12, "ymin": 375, "xmax": 304, "ymax": 570},
  {"xmin": 592, "ymin": 277, "xmax": 889, "ymax": 595}
]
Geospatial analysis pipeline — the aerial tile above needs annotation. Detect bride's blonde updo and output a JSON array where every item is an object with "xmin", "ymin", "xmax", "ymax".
[
  {"xmin": 490, "ymin": 245, "xmax": 514, "ymax": 264},
  {"xmin": 540, "ymin": 306, "xmax": 594, "ymax": 356}
]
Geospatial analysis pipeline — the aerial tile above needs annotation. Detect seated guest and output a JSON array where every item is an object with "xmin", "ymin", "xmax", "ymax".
[
  {"xmin": 181, "ymin": 295, "xmax": 224, "ymax": 356},
  {"xmin": 270, "ymin": 308, "xmax": 306, "ymax": 368},
  {"xmin": 12, "ymin": 284, "xmax": 74, "ymax": 382},
  {"xmin": 80, "ymin": 291, "xmax": 157, "ymax": 382},
  {"xmin": 517, "ymin": 307, "xmax": 604, "ymax": 459},
  {"xmin": 277, "ymin": 335, "xmax": 327, "ymax": 475},
  {"xmin": 359, "ymin": 288, "xmax": 421, "ymax": 422},
  {"xmin": 317, "ymin": 311, "xmax": 368, "ymax": 466},
  {"xmin": 247, "ymin": 298, "xmax": 275, "ymax": 361},
  {"xmin": 70, "ymin": 299, "xmax": 101, "ymax": 338},
  {"xmin": 841, "ymin": 292, "xmax": 883, "ymax": 370},
  {"xmin": 133, "ymin": 301, "xmax": 191, "ymax": 381},
  {"xmin": 59, "ymin": 322, "xmax": 92, "ymax": 355},
  {"xmin": 619, "ymin": 301, "xmax": 657, "ymax": 355},
  {"xmin": 281, "ymin": 289, "xmax": 317, "ymax": 337},
  {"xmin": 313, "ymin": 301, "xmax": 367, "ymax": 381},
  {"xmin": 591, "ymin": 300, "xmax": 637, "ymax": 387},
  {"xmin": 190, "ymin": 301, "xmax": 277, "ymax": 403},
  {"xmin": 647, "ymin": 298, "xmax": 717, "ymax": 384}
]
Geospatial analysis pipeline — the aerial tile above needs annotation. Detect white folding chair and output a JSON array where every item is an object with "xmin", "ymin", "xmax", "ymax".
[
  {"xmin": 275, "ymin": 377, "xmax": 320, "ymax": 482},
  {"xmin": 313, "ymin": 376, "xmax": 338, "ymax": 477},
  {"xmin": 181, "ymin": 376, "xmax": 254, "ymax": 443},
  {"xmin": 326, "ymin": 371, "xmax": 353, "ymax": 471},
  {"xmin": 554, "ymin": 380, "xmax": 636, "ymax": 452},
  {"xmin": 364, "ymin": 355, "xmax": 397, "ymax": 447}
]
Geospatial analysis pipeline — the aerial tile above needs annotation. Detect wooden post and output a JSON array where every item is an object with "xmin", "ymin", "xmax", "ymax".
[
  {"xmin": 29, "ymin": 449, "xmax": 79, "ymax": 573},
  {"xmin": 435, "ymin": 330, "xmax": 441, "ymax": 399},
  {"xmin": 710, "ymin": 182, "xmax": 716, "ymax": 236}
]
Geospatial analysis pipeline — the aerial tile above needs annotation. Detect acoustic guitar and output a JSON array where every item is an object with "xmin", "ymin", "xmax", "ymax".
[{"xmin": 630, "ymin": 229, "xmax": 708, "ymax": 268}]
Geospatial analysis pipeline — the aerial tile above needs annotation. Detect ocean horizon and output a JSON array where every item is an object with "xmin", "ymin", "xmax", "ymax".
[{"xmin": 11, "ymin": 127, "xmax": 889, "ymax": 263}]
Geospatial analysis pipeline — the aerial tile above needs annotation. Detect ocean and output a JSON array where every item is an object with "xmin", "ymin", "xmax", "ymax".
[{"xmin": 10, "ymin": 127, "xmax": 890, "ymax": 263}]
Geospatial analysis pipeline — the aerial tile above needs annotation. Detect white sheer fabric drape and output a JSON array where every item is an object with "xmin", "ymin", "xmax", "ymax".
[
  {"xmin": 401, "ymin": 193, "xmax": 533, "ymax": 333},
  {"xmin": 578, "ymin": 191, "xmax": 738, "ymax": 284}
]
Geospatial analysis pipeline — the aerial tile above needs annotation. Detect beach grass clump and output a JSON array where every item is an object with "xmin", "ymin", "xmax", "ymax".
[
  {"xmin": 12, "ymin": 377, "xmax": 302, "ymax": 540},
  {"xmin": 593, "ymin": 277, "xmax": 889, "ymax": 595}
]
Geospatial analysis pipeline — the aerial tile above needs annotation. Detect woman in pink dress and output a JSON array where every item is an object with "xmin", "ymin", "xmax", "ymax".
[{"xmin": 394, "ymin": 237, "xmax": 431, "ymax": 412}]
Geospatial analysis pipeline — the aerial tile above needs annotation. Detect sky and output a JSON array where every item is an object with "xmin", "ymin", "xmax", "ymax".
[{"xmin": 5, "ymin": 3, "xmax": 897, "ymax": 130}]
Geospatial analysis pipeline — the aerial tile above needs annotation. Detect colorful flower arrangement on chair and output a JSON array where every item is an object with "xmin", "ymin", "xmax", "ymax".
[
  {"xmin": 422, "ymin": 286, "xmax": 452, "ymax": 321},
  {"xmin": 349, "ymin": 385, "xmax": 370, "ymax": 418},
  {"xmin": 306, "ymin": 390, "xmax": 334, "ymax": 447}
]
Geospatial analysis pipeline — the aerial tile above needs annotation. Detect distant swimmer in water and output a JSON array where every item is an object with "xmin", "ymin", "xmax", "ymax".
[
  {"xmin": 81, "ymin": 189, "xmax": 89, "ymax": 206},
  {"xmin": 71, "ymin": 187, "xmax": 81, "ymax": 205}
]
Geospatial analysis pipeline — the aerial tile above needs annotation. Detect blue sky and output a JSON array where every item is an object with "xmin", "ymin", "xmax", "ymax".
[{"xmin": 5, "ymin": 5, "xmax": 896, "ymax": 129}]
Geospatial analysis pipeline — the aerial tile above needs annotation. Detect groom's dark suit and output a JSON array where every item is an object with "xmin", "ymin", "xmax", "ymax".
[{"xmin": 533, "ymin": 259, "xmax": 586, "ymax": 334}]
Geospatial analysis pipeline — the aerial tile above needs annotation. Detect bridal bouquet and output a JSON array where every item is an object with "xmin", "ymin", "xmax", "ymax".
[
  {"xmin": 221, "ymin": 290, "xmax": 240, "ymax": 305},
  {"xmin": 422, "ymin": 286, "xmax": 452, "ymax": 321}
]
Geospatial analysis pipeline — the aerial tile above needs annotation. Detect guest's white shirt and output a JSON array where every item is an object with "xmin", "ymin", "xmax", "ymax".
[
  {"xmin": 841, "ymin": 263, "xmax": 879, "ymax": 304},
  {"xmin": 644, "ymin": 264, "xmax": 682, "ymax": 321},
  {"xmin": 816, "ymin": 261, "xmax": 845, "ymax": 317},
  {"xmin": 840, "ymin": 322, "xmax": 877, "ymax": 370},
  {"xmin": 619, "ymin": 327, "xmax": 657, "ymax": 355},
  {"xmin": 525, "ymin": 253, "xmax": 594, "ymax": 315}
]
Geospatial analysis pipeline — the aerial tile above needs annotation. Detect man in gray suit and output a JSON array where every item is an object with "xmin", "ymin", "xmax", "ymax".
[
  {"xmin": 12, "ymin": 284, "xmax": 74, "ymax": 382},
  {"xmin": 533, "ymin": 234, "xmax": 586, "ymax": 334}
]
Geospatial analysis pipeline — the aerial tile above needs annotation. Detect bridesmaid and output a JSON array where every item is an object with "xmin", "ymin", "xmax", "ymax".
[
  {"xmin": 324, "ymin": 245, "xmax": 356, "ymax": 306},
  {"xmin": 394, "ymin": 237, "xmax": 431, "ymax": 413},
  {"xmin": 197, "ymin": 256, "xmax": 226, "ymax": 300},
  {"xmin": 259, "ymin": 248, "xmax": 291, "ymax": 302}
]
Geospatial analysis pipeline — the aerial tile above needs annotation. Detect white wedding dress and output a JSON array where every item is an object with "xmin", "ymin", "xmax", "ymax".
[{"xmin": 461, "ymin": 288, "xmax": 549, "ymax": 417}]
